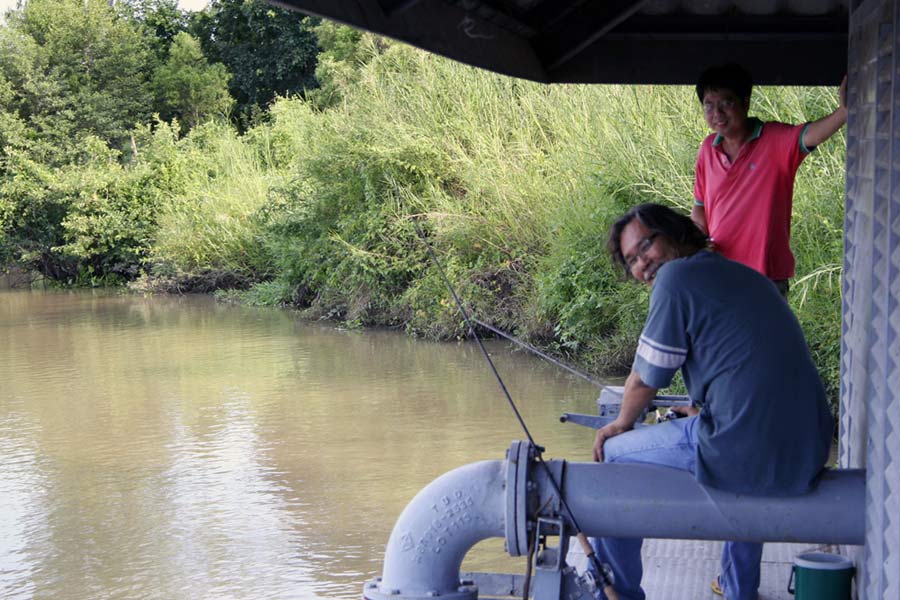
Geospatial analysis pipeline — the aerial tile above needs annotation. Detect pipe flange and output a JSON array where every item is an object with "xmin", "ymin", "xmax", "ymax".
[
  {"xmin": 504, "ymin": 440, "xmax": 534, "ymax": 556},
  {"xmin": 363, "ymin": 579, "xmax": 478, "ymax": 600}
]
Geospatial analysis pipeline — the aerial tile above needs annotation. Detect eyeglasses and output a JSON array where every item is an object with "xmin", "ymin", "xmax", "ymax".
[
  {"xmin": 702, "ymin": 98, "xmax": 739, "ymax": 113},
  {"xmin": 625, "ymin": 233, "xmax": 659, "ymax": 270}
]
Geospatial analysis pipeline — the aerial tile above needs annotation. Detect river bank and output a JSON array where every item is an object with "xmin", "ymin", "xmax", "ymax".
[{"xmin": 0, "ymin": 42, "xmax": 845, "ymax": 413}]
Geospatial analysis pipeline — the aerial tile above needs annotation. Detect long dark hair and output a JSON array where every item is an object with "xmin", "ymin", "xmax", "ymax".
[{"xmin": 607, "ymin": 203, "xmax": 709, "ymax": 275}]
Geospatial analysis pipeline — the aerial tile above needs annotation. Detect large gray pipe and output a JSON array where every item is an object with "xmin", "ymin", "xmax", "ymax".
[
  {"xmin": 557, "ymin": 463, "xmax": 865, "ymax": 545},
  {"xmin": 365, "ymin": 459, "xmax": 506, "ymax": 600},
  {"xmin": 364, "ymin": 445, "xmax": 864, "ymax": 600}
]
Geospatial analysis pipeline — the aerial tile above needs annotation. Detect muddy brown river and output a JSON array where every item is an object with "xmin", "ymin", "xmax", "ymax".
[{"xmin": 0, "ymin": 289, "xmax": 607, "ymax": 599}]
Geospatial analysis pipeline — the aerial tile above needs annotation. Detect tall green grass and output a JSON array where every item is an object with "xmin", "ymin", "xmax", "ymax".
[
  {"xmin": 147, "ymin": 121, "xmax": 288, "ymax": 287},
  {"xmin": 141, "ymin": 41, "xmax": 845, "ymax": 409}
]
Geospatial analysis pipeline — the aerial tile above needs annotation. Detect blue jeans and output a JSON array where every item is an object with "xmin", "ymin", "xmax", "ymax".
[{"xmin": 589, "ymin": 416, "xmax": 762, "ymax": 600}]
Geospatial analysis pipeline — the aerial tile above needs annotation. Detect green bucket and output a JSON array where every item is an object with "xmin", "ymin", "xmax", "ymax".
[{"xmin": 787, "ymin": 551, "xmax": 855, "ymax": 600}]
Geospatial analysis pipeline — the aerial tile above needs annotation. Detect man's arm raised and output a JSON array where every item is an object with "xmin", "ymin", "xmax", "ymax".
[
  {"xmin": 592, "ymin": 370, "xmax": 658, "ymax": 462},
  {"xmin": 802, "ymin": 75, "xmax": 848, "ymax": 149}
]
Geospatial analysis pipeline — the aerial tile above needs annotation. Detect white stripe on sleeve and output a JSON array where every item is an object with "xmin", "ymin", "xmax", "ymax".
[{"xmin": 636, "ymin": 335, "xmax": 687, "ymax": 370}]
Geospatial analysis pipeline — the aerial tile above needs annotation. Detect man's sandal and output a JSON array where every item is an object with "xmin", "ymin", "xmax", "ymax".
[{"xmin": 711, "ymin": 575, "xmax": 724, "ymax": 596}]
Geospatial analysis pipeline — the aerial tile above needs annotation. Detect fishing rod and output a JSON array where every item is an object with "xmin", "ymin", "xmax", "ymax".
[
  {"xmin": 472, "ymin": 318, "xmax": 605, "ymax": 388},
  {"xmin": 412, "ymin": 219, "xmax": 619, "ymax": 600}
]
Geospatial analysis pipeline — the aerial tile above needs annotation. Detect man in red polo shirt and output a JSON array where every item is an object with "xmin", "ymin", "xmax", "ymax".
[{"xmin": 691, "ymin": 64, "xmax": 847, "ymax": 296}]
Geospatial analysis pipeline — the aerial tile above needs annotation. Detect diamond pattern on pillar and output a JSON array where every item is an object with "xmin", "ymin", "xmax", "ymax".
[{"xmin": 845, "ymin": 1, "xmax": 900, "ymax": 598}]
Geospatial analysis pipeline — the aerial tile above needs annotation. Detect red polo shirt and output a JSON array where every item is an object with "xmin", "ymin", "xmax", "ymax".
[{"xmin": 693, "ymin": 118, "xmax": 812, "ymax": 280}]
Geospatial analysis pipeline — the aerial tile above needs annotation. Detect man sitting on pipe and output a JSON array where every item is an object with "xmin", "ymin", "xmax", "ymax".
[{"xmin": 589, "ymin": 203, "xmax": 833, "ymax": 600}]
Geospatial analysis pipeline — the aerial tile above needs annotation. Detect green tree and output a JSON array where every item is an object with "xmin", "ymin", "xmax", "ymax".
[
  {"xmin": 0, "ymin": 148, "xmax": 77, "ymax": 279},
  {"xmin": 124, "ymin": 0, "xmax": 190, "ymax": 62},
  {"xmin": 0, "ymin": 68, "xmax": 28, "ymax": 152},
  {"xmin": 153, "ymin": 31, "xmax": 233, "ymax": 131},
  {"xmin": 191, "ymin": 0, "xmax": 319, "ymax": 127},
  {"xmin": 0, "ymin": 0, "xmax": 167, "ymax": 281},
  {"xmin": 0, "ymin": 120, "xmax": 183, "ymax": 284},
  {"xmin": 306, "ymin": 21, "xmax": 366, "ymax": 110},
  {"xmin": 0, "ymin": 0, "xmax": 154, "ymax": 161}
]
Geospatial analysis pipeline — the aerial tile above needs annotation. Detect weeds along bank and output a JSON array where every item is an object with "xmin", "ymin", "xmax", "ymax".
[
  {"xmin": 239, "ymin": 43, "xmax": 842, "ymax": 406},
  {"xmin": 0, "ymin": 40, "xmax": 845, "ymax": 410}
]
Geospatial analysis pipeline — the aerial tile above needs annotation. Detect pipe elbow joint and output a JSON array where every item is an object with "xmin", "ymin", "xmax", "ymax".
[{"xmin": 364, "ymin": 459, "xmax": 507, "ymax": 600}]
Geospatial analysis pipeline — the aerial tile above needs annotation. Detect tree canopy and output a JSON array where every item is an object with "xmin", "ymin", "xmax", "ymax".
[
  {"xmin": 153, "ymin": 31, "xmax": 234, "ymax": 131},
  {"xmin": 0, "ymin": 0, "xmax": 321, "ymax": 282},
  {"xmin": 0, "ymin": 0, "xmax": 154, "ymax": 160},
  {"xmin": 191, "ymin": 0, "xmax": 319, "ymax": 127}
]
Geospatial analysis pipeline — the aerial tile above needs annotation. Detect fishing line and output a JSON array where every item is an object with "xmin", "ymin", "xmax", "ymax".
[
  {"xmin": 472, "ymin": 318, "xmax": 605, "ymax": 388},
  {"xmin": 411, "ymin": 218, "xmax": 618, "ymax": 600},
  {"xmin": 412, "ymin": 218, "xmax": 537, "ymax": 447}
]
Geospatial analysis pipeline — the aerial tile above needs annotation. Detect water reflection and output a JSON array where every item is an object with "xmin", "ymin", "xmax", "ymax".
[{"xmin": 0, "ymin": 290, "xmax": 609, "ymax": 599}]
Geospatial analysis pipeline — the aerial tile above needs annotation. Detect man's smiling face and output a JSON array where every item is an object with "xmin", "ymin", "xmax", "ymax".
[
  {"xmin": 701, "ymin": 88, "xmax": 749, "ymax": 140},
  {"xmin": 620, "ymin": 219, "xmax": 681, "ymax": 285}
]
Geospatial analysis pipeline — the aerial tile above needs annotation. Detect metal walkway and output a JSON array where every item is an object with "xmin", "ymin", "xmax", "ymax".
[{"xmin": 571, "ymin": 539, "xmax": 848, "ymax": 600}]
